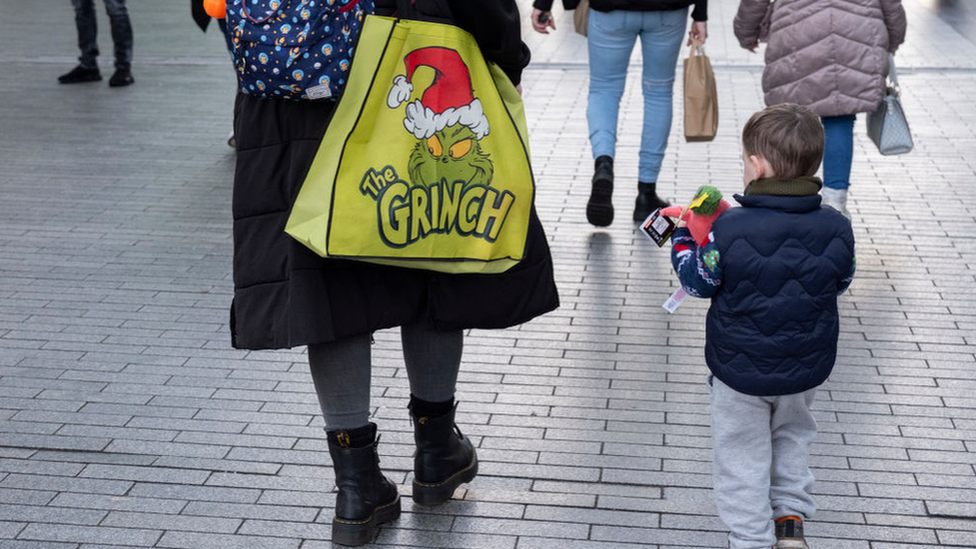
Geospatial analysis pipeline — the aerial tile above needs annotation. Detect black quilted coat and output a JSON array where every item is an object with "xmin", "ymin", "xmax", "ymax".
[
  {"xmin": 533, "ymin": 0, "xmax": 708, "ymax": 21},
  {"xmin": 230, "ymin": 0, "xmax": 558, "ymax": 350}
]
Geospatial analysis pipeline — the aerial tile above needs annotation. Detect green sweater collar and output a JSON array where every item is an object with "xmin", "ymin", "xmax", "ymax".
[{"xmin": 744, "ymin": 176, "xmax": 822, "ymax": 197}]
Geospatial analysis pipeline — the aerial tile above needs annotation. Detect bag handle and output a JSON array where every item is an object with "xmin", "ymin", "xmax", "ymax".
[
  {"xmin": 689, "ymin": 37, "xmax": 706, "ymax": 56},
  {"xmin": 887, "ymin": 53, "xmax": 900, "ymax": 90}
]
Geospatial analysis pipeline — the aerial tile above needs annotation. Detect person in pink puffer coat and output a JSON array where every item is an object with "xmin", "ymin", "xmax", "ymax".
[{"xmin": 734, "ymin": 0, "xmax": 906, "ymax": 219}]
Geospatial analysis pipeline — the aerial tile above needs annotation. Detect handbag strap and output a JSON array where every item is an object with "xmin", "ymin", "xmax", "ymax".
[{"xmin": 887, "ymin": 54, "xmax": 900, "ymax": 90}]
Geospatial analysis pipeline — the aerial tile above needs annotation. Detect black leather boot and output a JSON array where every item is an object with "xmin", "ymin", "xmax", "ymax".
[
  {"xmin": 328, "ymin": 424, "xmax": 401, "ymax": 546},
  {"xmin": 586, "ymin": 155, "xmax": 614, "ymax": 227},
  {"xmin": 410, "ymin": 403, "xmax": 478, "ymax": 506},
  {"xmin": 633, "ymin": 181, "xmax": 670, "ymax": 222}
]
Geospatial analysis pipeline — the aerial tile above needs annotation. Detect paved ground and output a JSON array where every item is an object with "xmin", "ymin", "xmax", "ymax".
[{"xmin": 1, "ymin": 0, "xmax": 974, "ymax": 548}]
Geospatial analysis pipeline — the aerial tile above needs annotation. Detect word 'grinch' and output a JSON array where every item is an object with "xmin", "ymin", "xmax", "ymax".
[{"xmin": 361, "ymin": 166, "xmax": 514, "ymax": 247}]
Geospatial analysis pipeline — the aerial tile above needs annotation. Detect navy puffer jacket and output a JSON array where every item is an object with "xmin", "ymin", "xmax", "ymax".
[
  {"xmin": 704, "ymin": 193, "xmax": 854, "ymax": 396},
  {"xmin": 671, "ymin": 186, "xmax": 854, "ymax": 396}
]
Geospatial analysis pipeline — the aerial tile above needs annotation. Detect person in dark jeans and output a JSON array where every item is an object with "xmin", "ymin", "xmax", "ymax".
[{"xmin": 59, "ymin": 0, "xmax": 135, "ymax": 87}]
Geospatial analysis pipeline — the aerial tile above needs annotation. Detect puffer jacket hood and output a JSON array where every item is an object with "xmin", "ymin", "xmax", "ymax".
[{"xmin": 734, "ymin": 0, "xmax": 907, "ymax": 117}]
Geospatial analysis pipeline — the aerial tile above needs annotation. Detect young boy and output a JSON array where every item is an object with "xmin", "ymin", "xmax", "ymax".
[{"xmin": 671, "ymin": 103, "xmax": 856, "ymax": 549}]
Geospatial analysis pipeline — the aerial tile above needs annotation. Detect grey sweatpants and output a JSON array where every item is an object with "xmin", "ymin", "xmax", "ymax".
[
  {"xmin": 307, "ymin": 322, "xmax": 463, "ymax": 431},
  {"xmin": 709, "ymin": 376, "xmax": 818, "ymax": 549}
]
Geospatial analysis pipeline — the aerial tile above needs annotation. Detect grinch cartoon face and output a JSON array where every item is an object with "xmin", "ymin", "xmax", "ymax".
[
  {"xmin": 357, "ymin": 46, "xmax": 517, "ymax": 250},
  {"xmin": 387, "ymin": 47, "xmax": 492, "ymax": 189},
  {"xmin": 408, "ymin": 125, "xmax": 493, "ymax": 190}
]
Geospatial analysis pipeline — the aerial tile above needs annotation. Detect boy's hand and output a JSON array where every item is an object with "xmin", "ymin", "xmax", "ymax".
[
  {"xmin": 744, "ymin": 39, "xmax": 759, "ymax": 52},
  {"xmin": 531, "ymin": 9, "xmax": 556, "ymax": 34}
]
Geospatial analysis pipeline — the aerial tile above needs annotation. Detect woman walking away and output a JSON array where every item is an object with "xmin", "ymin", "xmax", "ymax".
[
  {"xmin": 733, "ymin": 0, "xmax": 907, "ymax": 218},
  {"xmin": 532, "ymin": 0, "xmax": 708, "ymax": 226},
  {"xmin": 229, "ymin": 0, "xmax": 559, "ymax": 545}
]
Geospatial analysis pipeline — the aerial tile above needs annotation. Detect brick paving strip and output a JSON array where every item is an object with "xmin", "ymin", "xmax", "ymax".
[{"xmin": 0, "ymin": 0, "xmax": 973, "ymax": 548}]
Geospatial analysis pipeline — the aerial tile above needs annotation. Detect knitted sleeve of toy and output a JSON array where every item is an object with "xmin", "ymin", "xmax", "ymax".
[{"xmin": 670, "ymin": 227, "xmax": 722, "ymax": 298}]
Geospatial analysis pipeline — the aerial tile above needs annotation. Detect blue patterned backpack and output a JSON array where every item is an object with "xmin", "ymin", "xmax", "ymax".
[{"xmin": 226, "ymin": 0, "xmax": 374, "ymax": 101}]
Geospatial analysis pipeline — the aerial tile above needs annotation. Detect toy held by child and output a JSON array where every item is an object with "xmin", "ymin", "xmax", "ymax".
[
  {"xmin": 671, "ymin": 103, "xmax": 855, "ymax": 549},
  {"xmin": 660, "ymin": 185, "xmax": 731, "ymax": 247}
]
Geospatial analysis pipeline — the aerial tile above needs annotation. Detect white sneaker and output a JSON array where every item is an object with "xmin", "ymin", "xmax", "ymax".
[{"xmin": 821, "ymin": 187, "xmax": 850, "ymax": 219}]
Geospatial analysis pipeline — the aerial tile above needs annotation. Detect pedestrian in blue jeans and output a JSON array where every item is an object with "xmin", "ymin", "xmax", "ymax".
[
  {"xmin": 532, "ymin": 0, "xmax": 707, "ymax": 227},
  {"xmin": 59, "ymin": 0, "xmax": 135, "ymax": 87}
]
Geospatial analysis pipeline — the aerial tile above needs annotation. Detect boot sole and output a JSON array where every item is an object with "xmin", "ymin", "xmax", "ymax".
[
  {"xmin": 586, "ymin": 179, "xmax": 614, "ymax": 227},
  {"xmin": 59, "ymin": 76, "xmax": 102, "ymax": 84},
  {"xmin": 412, "ymin": 455, "xmax": 479, "ymax": 506},
  {"xmin": 331, "ymin": 494, "xmax": 401, "ymax": 547}
]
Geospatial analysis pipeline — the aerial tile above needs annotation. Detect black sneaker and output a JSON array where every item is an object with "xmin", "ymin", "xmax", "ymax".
[
  {"xmin": 109, "ymin": 69, "xmax": 135, "ymax": 87},
  {"xmin": 586, "ymin": 155, "xmax": 614, "ymax": 227},
  {"xmin": 58, "ymin": 65, "xmax": 101, "ymax": 84},
  {"xmin": 775, "ymin": 517, "xmax": 810, "ymax": 549},
  {"xmin": 633, "ymin": 181, "xmax": 670, "ymax": 222}
]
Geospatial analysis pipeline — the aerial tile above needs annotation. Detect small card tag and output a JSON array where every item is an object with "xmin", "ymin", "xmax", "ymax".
[
  {"xmin": 306, "ymin": 84, "xmax": 332, "ymax": 100},
  {"xmin": 640, "ymin": 208, "xmax": 677, "ymax": 247},
  {"xmin": 662, "ymin": 287, "xmax": 688, "ymax": 314}
]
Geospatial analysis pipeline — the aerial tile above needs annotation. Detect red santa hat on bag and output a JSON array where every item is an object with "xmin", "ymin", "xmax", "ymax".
[{"xmin": 386, "ymin": 46, "xmax": 490, "ymax": 140}]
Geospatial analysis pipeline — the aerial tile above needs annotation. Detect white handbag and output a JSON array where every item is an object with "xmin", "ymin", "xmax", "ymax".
[{"xmin": 867, "ymin": 55, "xmax": 913, "ymax": 156}]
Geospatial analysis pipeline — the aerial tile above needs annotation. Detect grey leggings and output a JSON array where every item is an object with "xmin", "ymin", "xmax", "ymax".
[{"xmin": 308, "ymin": 322, "xmax": 463, "ymax": 431}]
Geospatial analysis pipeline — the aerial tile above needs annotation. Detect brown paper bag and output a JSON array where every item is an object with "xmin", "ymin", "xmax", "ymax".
[
  {"xmin": 574, "ymin": 0, "xmax": 589, "ymax": 37},
  {"xmin": 683, "ymin": 39, "xmax": 718, "ymax": 142}
]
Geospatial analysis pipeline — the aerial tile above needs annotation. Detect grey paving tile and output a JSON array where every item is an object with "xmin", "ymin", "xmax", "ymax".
[
  {"xmin": 0, "ymin": 504, "xmax": 106, "ymax": 526},
  {"xmin": 516, "ymin": 540, "xmax": 653, "ymax": 549},
  {"xmin": 14, "ymin": 524, "xmax": 161, "ymax": 546},
  {"xmin": 156, "ymin": 531, "xmax": 300, "ymax": 549},
  {"xmin": 0, "ymin": 488, "xmax": 56, "ymax": 506},
  {"xmin": 127, "ymin": 483, "xmax": 261, "ymax": 504},
  {"xmin": 100, "ymin": 510, "xmax": 241, "ymax": 534},
  {"xmin": 0, "ymin": 522, "xmax": 25, "ymax": 540},
  {"xmin": 591, "ymin": 524, "xmax": 728, "ymax": 546},
  {"xmin": 77, "ymin": 463, "xmax": 210, "ymax": 485},
  {"xmin": 0, "ymin": 474, "xmax": 131, "ymax": 496},
  {"xmin": 373, "ymin": 529, "xmax": 516, "ymax": 549},
  {"xmin": 48, "ymin": 493, "xmax": 186, "ymax": 515},
  {"xmin": 182, "ymin": 501, "xmax": 319, "ymax": 522},
  {"xmin": 0, "ymin": 541, "xmax": 77, "ymax": 549}
]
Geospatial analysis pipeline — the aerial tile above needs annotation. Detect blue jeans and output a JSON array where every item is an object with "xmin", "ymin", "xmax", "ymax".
[
  {"xmin": 587, "ymin": 8, "xmax": 688, "ymax": 183},
  {"xmin": 821, "ymin": 115, "xmax": 856, "ymax": 190},
  {"xmin": 70, "ymin": 0, "xmax": 133, "ymax": 70}
]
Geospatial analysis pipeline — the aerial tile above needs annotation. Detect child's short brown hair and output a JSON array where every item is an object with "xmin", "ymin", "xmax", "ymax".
[{"xmin": 742, "ymin": 103, "xmax": 824, "ymax": 179}]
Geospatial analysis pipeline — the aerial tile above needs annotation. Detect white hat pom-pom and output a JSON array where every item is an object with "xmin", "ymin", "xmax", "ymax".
[{"xmin": 387, "ymin": 75, "xmax": 414, "ymax": 109}]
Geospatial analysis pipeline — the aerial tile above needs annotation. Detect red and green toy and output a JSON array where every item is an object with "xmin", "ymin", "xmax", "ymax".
[{"xmin": 661, "ymin": 185, "xmax": 731, "ymax": 246}]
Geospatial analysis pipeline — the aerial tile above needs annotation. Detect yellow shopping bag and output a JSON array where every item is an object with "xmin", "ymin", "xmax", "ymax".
[{"xmin": 286, "ymin": 16, "xmax": 534, "ymax": 274}]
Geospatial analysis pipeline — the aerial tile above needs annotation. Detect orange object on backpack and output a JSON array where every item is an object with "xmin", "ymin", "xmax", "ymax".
[{"xmin": 204, "ymin": 0, "xmax": 226, "ymax": 19}]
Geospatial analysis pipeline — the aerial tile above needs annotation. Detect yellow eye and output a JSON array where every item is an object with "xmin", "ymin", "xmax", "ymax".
[
  {"xmin": 449, "ymin": 138, "xmax": 472, "ymax": 159},
  {"xmin": 427, "ymin": 135, "xmax": 443, "ymax": 157}
]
